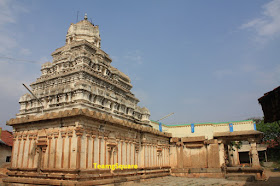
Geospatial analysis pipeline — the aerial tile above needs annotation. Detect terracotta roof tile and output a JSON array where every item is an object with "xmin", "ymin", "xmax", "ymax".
[{"xmin": 1, "ymin": 130, "xmax": 13, "ymax": 146}]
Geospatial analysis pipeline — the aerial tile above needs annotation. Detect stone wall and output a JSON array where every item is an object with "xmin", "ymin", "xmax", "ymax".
[
  {"xmin": 4, "ymin": 108, "xmax": 171, "ymax": 185},
  {"xmin": 151, "ymin": 120, "xmax": 255, "ymax": 139}
]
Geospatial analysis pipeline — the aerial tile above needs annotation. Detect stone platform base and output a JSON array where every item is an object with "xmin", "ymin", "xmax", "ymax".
[
  {"xmin": 3, "ymin": 167, "xmax": 170, "ymax": 186},
  {"xmin": 225, "ymin": 173, "xmax": 256, "ymax": 182},
  {"xmin": 225, "ymin": 167, "xmax": 265, "ymax": 181},
  {"xmin": 171, "ymin": 168, "xmax": 224, "ymax": 178}
]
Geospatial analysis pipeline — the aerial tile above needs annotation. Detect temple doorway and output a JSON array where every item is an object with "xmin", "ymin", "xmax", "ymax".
[{"xmin": 239, "ymin": 152, "xmax": 250, "ymax": 164}]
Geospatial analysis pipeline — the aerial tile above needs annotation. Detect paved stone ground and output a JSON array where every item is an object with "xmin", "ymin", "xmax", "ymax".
[{"xmin": 128, "ymin": 176, "xmax": 246, "ymax": 186}]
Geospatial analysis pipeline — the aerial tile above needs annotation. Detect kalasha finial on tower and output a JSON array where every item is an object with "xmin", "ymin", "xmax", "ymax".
[{"xmin": 84, "ymin": 13, "xmax": 88, "ymax": 20}]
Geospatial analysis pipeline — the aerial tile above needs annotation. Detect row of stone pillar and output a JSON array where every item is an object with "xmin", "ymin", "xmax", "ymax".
[{"xmin": 11, "ymin": 129, "xmax": 170, "ymax": 170}]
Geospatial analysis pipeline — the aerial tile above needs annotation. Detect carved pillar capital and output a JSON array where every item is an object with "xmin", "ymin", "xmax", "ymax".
[
  {"xmin": 28, "ymin": 134, "xmax": 34, "ymax": 140},
  {"xmin": 75, "ymin": 127, "xmax": 84, "ymax": 137},
  {"xmin": 54, "ymin": 132, "xmax": 59, "ymax": 139},
  {"xmin": 61, "ymin": 131, "xmax": 67, "ymax": 138},
  {"xmin": 47, "ymin": 134, "xmax": 53, "ymax": 139},
  {"xmin": 67, "ymin": 130, "xmax": 73, "ymax": 138},
  {"xmin": 18, "ymin": 135, "xmax": 22, "ymax": 141}
]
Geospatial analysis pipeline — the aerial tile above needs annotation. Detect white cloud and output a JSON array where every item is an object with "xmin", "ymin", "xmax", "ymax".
[
  {"xmin": 124, "ymin": 50, "xmax": 143, "ymax": 65},
  {"xmin": 240, "ymin": 63, "xmax": 258, "ymax": 73},
  {"xmin": 0, "ymin": 0, "xmax": 28, "ymax": 24},
  {"xmin": 0, "ymin": 0, "xmax": 30, "ymax": 130},
  {"xmin": 183, "ymin": 98, "xmax": 203, "ymax": 105},
  {"xmin": 0, "ymin": 32, "xmax": 18, "ymax": 54},
  {"xmin": 255, "ymin": 65, "xmax": 280, "ymax": 86},
  {"xmin": 111, "ymin": 55, "xmax": 119, "ymax": 63},
  {"xmin": 241, "ymin": 0, "xmax": 280, "ymax": 41},
  {"xmin": 213, "ymin": 69, "xmax": 233, "ymax": 79},
  {"xmin": 132, "ymin": 89, "xmax": 150, "ymax": 105},
  {"xmin": 0, "ymin": 76, "xmax": 26, "ymax": 98},
  {"xmin": 240, "ymin": 63, "xmax": 280, "ymax": 87},
  {"xmin": 0, "ymin": 0, "xmax": 29, "ymax": 54},
  {"xmin": 0, "ymin": 0, "xmax": 16, "ymax": 25},
  {"xmin": 39, "ymin": 56, "xmax": 51, "ymax": 63},
  {"xmin": 19, "ymin": 48, "xmax": 31, "ymax": 56}
]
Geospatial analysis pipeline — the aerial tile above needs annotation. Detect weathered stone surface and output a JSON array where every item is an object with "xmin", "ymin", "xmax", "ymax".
[{"xmin": 17, "ymin": 16, "xmax": 151, "ymax": 127}]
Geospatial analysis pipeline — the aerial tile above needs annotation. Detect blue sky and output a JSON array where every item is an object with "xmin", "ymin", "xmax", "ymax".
[{"xmin": 1, "ymin": 0, "xmax": 280, "ymax": 130}]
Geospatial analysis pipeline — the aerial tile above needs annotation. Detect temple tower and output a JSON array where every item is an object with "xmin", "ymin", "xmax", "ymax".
[{"xmin": 18, "ymin": 14, "xmax": 151, "ymax": 126}]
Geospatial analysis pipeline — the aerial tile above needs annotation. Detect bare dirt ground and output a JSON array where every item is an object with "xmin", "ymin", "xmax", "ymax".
[{"xmin": 244, "ymin": 169, "xmax": 280, "ymax": 186}]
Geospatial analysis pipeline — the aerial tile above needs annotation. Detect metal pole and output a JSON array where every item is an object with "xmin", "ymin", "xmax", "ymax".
[
  {"xmin": 22, "ymin": 83, "xmax": 44, "ymax": 113},
  {"xmin": 156, "ymin": 112, "xmax": 174, "ymax": 122}
]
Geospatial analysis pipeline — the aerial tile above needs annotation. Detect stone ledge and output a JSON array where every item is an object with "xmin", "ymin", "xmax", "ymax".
[
  {"xmin": 226, "ymin": 167, "xmax": 263, "ymax": 173},
  {"xmin": 7, "ymin": 108, "xmax": 172, "ymax": 138},
  {"xmin": 171, "ymin": 168, "xmax": 222, "ymax": 173},
  {"xmin": 3, "ymin": 171, "xmax": 170, "ymax": 185},
  {"xmin": 171, "ymin": 172, "xmax": 224, "ymax": 178}
]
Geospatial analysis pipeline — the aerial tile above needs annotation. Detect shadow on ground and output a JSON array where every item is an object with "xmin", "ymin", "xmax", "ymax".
[{"xmin": 245, "ymin": 176, "xmax": 280, "ymax": 186}]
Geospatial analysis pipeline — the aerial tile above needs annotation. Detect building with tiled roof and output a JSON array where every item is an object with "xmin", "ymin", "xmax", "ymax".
[
  {"xmin": 0, "ymin": 128, "xmax": 12, "ymax": 166},
  {"xmin": 0, "ymin": 130, "xmax": 13, "ymax": 147}
]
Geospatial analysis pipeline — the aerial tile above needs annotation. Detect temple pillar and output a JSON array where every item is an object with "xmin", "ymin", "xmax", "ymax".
[
  {"xmin": 176, "ymin": 142, "xmax": 184, "ymax": 168},
  {"xmin": 61, "ymin": 131, "xmax": 66, "ymax": 168},
  {"xmin": 75, "ymin": 127, "xmax": 83, "ymax": 169},
  {"xmin": 104, "ymin": 137, "xmax": 108, "ymax": 165},
  {"xmin": 116, "ymin": 139, "xmax": 120, "ymax": 164},
  {"xmin": 218, "ymin": 141, "xmax": 225, "ymax": 167},
  {"xmin": 67, "ymin": 130, "xmax": 73, "ymax": 169},
  {"xmin": 249, "ymin": 139, "xmax": 260, "ymax": 167},
  {"xmin": 140, "ymin": 143, "xmax": 146, "ymax": 167},
  {"xmin": 233, "ymin": 145, "xmax": 240, "ymax": 166},
  {"xmin": 11, "ymin": 133, "xmax": 18, "ymax": 168},
  {"xmin": 98, "ymin": 135, "xmax": 103, "ymax": 165},
  {"xmin": 135, "ymin": 143, "xmax": 139, "ymax": 166},
  {"xmin": 53, "ymin": 132, "xmax": 59, "ymax": 168},
  {"xmin": 169, "ymin": 144, "xmax": 177, "ymax": 168}
]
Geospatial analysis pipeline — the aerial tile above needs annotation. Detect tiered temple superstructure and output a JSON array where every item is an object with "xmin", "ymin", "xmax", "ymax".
[{"xmin": 18, "ymin": 15, "xmax": 151, "ymax": 127}]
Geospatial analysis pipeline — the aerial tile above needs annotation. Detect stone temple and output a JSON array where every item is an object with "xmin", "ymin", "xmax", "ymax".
[{"xmin": 4, "ymin": 15, "xmax": 265, "ymax": 185}]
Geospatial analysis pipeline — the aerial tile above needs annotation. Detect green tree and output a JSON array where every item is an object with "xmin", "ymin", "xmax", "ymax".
[
  {"xmin": 247, "ymin": 117, "xmax": 280, "ymax": 160},
  {"xmin": 256, "ymin": 120, "xmax": 280, "ymax": 146}
]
